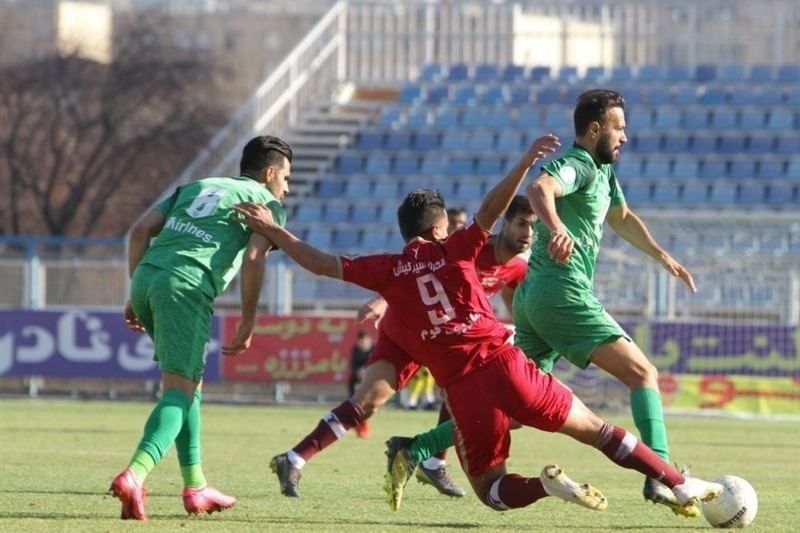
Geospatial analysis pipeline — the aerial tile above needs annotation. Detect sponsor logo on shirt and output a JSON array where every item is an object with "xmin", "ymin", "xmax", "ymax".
[
  {"xmin": 561, "ymin": 166, "xmax": 577, "ymax": 186},
  {"xmin": 164, "ymin": 216, "xmax": 214, "ymax": 243}
]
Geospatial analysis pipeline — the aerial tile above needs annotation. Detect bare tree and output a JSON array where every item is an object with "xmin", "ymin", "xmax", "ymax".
[{"xmin": 0, "ymin": 14, "xmax": 226, "ymax": 237}]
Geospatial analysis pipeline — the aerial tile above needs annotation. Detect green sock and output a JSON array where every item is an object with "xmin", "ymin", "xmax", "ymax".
[
  {"xmin": 131, "ymin": 388, "xmax": 192, "ymax": 481},
  {"xmin": 176, "ymin": 390, "xmax": 207, "ymax": 488},
  {"xmin": 630, "ymin": 387, "xmax": 670, "ymax": 460},
  {"xmin": 409, "ymin": 419, "xmax": 454, "ymax": 463}
]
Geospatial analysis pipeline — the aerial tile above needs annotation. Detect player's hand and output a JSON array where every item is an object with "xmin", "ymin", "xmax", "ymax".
[
  {"xmin": 548, "ymin": 227, "xmax": 574, "ymax": 264},
  {"xmin": 356, "ymin": 296, "xmax": 388, "ymax": 327},
  {"xmin": 660, "ymin": 254, "xmax": 697, "ymax": 293},
  {"xmin": 223, "ymin": 318, "xmax": 254, "ymax": 357},
  {"xmin": 232, "ymin": 202, "xmax": 275, "ymax": 234},
  {"xmin": 124, "ymin": 301, "xmax": 146, "ymax": 332},
  {"xmin": 523, "ymin": 133, "xmax": 561, "ymax": 166}
]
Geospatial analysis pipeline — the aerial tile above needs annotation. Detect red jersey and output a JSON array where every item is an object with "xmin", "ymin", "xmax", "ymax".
[
  {"xmin": 474, "ymin": 239, "xmax": 528, "ymax": 297},
  {"xmin": 342, "ymin": 219, "xmax": 513, "ymax": 387}
]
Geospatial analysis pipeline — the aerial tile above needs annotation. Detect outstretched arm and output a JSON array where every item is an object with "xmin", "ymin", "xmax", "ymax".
[
  {"xmin": 356, "ymin": 295, "xmax": 388, "ymax": 328},
  {"xmin": 475, "ymin": 134, "xmax": 560, "ymax": 232},
  {"xmin": 526, "ymin": 173, "xmax": 573, "ymax": 264},
  {"xmin": 125, "ymin": 210, "xmax": 166, "ymax": 332},
  {"xmin": 606, "ymin": 203, "xmax": 696, "ymax": 292},
  {"xmin": 232, "ymin": 203, "xmax": 342, "ymax": 279}
]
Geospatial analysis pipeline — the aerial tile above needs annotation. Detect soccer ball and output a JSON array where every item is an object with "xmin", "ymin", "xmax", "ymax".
[{"xmin": 702, "ymin": 475, "xmax": 758, "ymax": 528}]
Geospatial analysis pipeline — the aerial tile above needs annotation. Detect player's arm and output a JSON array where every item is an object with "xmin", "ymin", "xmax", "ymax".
[
  {"xmin": 124, "ymin": 209, "xmax": 166, "ymax": 332},
  {"xmin": 606, "ymin": 203, "xmax": 696, "ymax": 292},
  {"xmin": 526, "ymin": 173, "xmax": 574, "ymax": 264},
  {"xmin": 476, "ymin": 134, "xmax": 560, "ymax": 233},
  {"xmin": 223, "ymin": 232, "xmax": 272, "ymax": 356},
  {"xmin": 356, "ymin": 296, "xmax": 388, "ymax": 328},
  {"xmin": 232, "ymin": 202, "xmax": 342, "ymax": 279},
  {"xmin": 499, "ymin": 284, "xmax": 516, "ymax": 316}
]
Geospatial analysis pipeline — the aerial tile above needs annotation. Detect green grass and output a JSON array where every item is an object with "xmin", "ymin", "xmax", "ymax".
[{"xmin": 0, "ymin": 399, "xmax": 798, "ymax": 532}]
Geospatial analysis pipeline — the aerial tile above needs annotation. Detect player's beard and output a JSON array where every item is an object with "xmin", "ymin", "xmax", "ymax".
[
  {"xmin": 502, "ymin": 232, "xmax": 529, "ymax": 254},
  {"xmin": 595, "ymin": 133, "xmax": 618, "ymax": 164}
]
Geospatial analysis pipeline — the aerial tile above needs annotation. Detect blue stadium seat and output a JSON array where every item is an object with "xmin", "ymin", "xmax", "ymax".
[
  {"xmin": 700, "ymin": 87, "xmax": 728, "ymax": 105},
  {"xmin": 294, "ymin": 203, "xmax": 323, "ymax": 223},
  {"xmin": 644, "ymin": 86, "xmax": 671, "ymax": 105},
  {"xmin": 392, "ymin": 155, "xmax": 419, "ymax": 175},
  {"xmin": 445, "ymin": 156, "xmax": 476, "ymax": 176},
  {"xmin": 377, "ymin": 202, "xmax": 397, "ymax": 224},
  {"xmin": 397, "ymin": 83, "xmax": 423, "ymax": 104},
  {"xmin": 322, "ymin": 203, "xmax": 350, "ymax": 223},
  {"xmin": 622, "ymin": 180, "xmax": 651, "ymax": 204},
  {"xmin": 683, "ymin": 109, "xmax": 711, "ymax": 130},
  {"xmin": 447, "ymin": 63, "xmax": 470, "ymax": 81},
  {"xmin": 652, "ymin": 181, "xmax": 681, "ymax": 204},
  {"xmin": 476, "ymin": 158, "xmax": 503, "ymax": 176},
  {"xmin": 378, "ymin": 105, "xmax": 403, "ymax": 127},
  {"xmin": 634, "ymin": 135, "xmax": 662, "ymax": 153},
  {"xmin": 440, "ymin": 130, "xmax": 471, "ymax": 151},
  {"xmin": 738, "ymin": 182, "xmax": 767, "ymax": 206},
  {"xmin": 385, "ymin": 131, "xmax": 413, "ymax": 151},
  {"xmin": 748, "ymin": 64, "xmax": 774, "ymax": 82},
  {"xmin": 474, "ymin": 63, "xmax": 499, "ymax": 81},
  {"xmin": 673, "ymin": 84, "xmax": 698, "ymax": 105},
  {"xmin": 718, "ymin": 135, "xmax": 746, "ymax": 154},
  {"xmin": 766, "ymin": 112, "xmax": 794, "ymax": 130},
  {"xmin": 452, "ymin": 84, "xmax": 478, "ymax": 105},
  {"xmin": 460, "ymin": 108, "xmax": 489, "ymax": 128},
  {"xmin": 654, "ymin": 109, "xmax": 680, "ymax": 129},
  {"xmin": 775, "ymin": 135, "xmax": 800, "ymax": 155},
  {"xmin": 707, "ymin": 181, "xmax": 737, "ymax": 205},
  {"xmin": 495, "ymin": 130, "xmax": 524, "ymax": 151},
  {"xmin": 372, "ymin": 180, "xmax": 400, "ymax": 199},
  {"xmin": 785, "ymin": 86, "xmax": 800, "ymax": 106},
  {"xmin": 405, "ymin": 106, "xmax": 430, "ymax": 127},
  {"xmin": 529, "ymin": 65, "xmax": 551, "ymax": 82},
  {"xmin": 485, "ymin": 108, "xmax": 515, "ymax": 128},
  {"xmin": 558, "ymin": 65, "xmax": 579, "ymax": 82},
  {"xmin": 719, "ymin": 64, "xmax": 745, "ymax": 83},
  {"xmin": 729, "ymin": 86, "xmax": 758, "ymax": 106},
  {"xmin": 400, "ymin": 178, "xmax": 432, "ymax": 196},
  {"xmin": 479, "ymin": 84, "xmax": 506, "ymax": 105},
  {"xmin": 610, "ymin": 65, "xmax": 633, "ymax": 82},
  {"xmin": 688, "ymin": 135, "xmax": 716, "ymax": 154},
  {"xmin": 739, "ymin": 110, "xmax": 765, "ymax": 129},
  {"xmin": 426, "ymin": 84, "xmax": 451, "ymax": 105},
  {"xmin": 361, "ymin": 230, "xmax": 388, "ymax": 250},
  {"xmin": 699, "ymin": 160, "xmax": 728, "ymax": 180},
  {"xmin": 452, "ymin": 180, "xmax": 484, "ymax": 201},
  {"xmin": 433, "ymin": 106, "xmax": 460, "ymax": 127},
  {"xmin": 508, "ymin": 86, "xmax": 532, "ymax": 106},
  {"xmin": 710, "ymin": 110, "xmax": 737, "ymax": 130},
  {"xmin": 636, "ymin": 64, "xmax": 661, "ymax": 81},
  {"xmin": 727, "ymin": 160, "xmax": 756, "ymax": 180},
  {"xmin": 754, "ymin": 87, "xmax": 784, "ymax": 106},
  {"xmin": 420, "ymin": 154, "xmax": 449, "ymax": 175},
  {"xmin": 317, "ymin": 178, "xmax": 345, "ymax": 198},
  {"xmin": 627, "ymin": 109, "xmax": 653, "ymax": 130},
  {"xmin": 364, "ymin": 154, "xmax": 392, "ymax": 175},
  {"xmin": 585, "ymin": 65, "xmax": 607, "ymax": 83},
  {"xmin": 672, "ymin": 159, "xmax": 699, "ymax": 178},
  {"xmin": 564, "ymin": 85, "xmax": 584, "ymax": 104},
  {"xmin": 536, "ymin": 86, "xmax": 561, "ymax": 104},
  {"xmin": 516, "ymin": 108, "xmax": 543, "ymax": 128},
  {"xmin": 786, "ymin": 159, "xmax": 800, "ymax": 179},
  {"xmin": 618, "ymin": 85, "xmax": 644, "ymax": 104},
  {"xmin": 613, "ymin": 156, "xmax": 643, "ymax": 177},
  {"xmin": 336, "ymin": 153, "xmax": 364, "ymax": 174},
  {"xmin": 694, "ymin": 64, "xmax": 717, "ymax": 82},
  {"xmin": 307, "ymin": 229, "xmax": 333, "ymax": 249},
  {"xmin": 351, "ymin": 204, "xmax": 379, "ymax": 224},
  {"xmin": 342, "ymin": 179, "xmax": 371, "ymax": 199},
  {"xmin": 767, "ymin": 181, "xmax": 797, "ymax": 206},
  {"xmin": 419, "ymin": 63, "xmax": 444, "ymax": 82},
  {"xmin": 777, "ymin": 64, "xmax": 800, "ymax": 82},
  {"xmin": 665, "ymin": 65, "xmax": 690, "ymax": 81},
  {"xmin": 662, "ymin": 135, "xmax": 690, "ymax": 154},
  {"xmin": 642, "ymin": 157, "xmax": 670, "ymax": 178},
  {"xmin": 356, "ymin": 129, "xmax": 384, "ymax": 150},
  {"xmin": 746, "ymin": 135, "xmax": 774, "ymax": 154},
  {"xmin": 411, "ymin": 130, "xmax": 440, "ymax": 151},
  {"xmin": 501, "ymin": 64, "xmax": 526, "ymax": 82},
  {"xmin": 333, "ymin": 230, "xmax": 361, "ymax": 250},
  {"xmin": 543, "ymin": 108, "xmax": 572, "ymax": 130},
  {"xmin": 756, "ymin": 161, "xmax": 786, "ymax": 179},
  {"xmin": 467, "ymin": 130, "xmax": 496, "ymax": 152},
  {"xmin": 681, "ymin": 181, "xmax": 708, "ymax": 206},
  {"xmin": 387, "ymin": 230, "xmax": 405, "ymax": 249}
]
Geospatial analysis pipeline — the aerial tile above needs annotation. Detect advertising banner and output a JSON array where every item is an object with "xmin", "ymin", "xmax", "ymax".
[{"xmin": 0, "ymin": 310, "xmax": 221, "ymax": 381}]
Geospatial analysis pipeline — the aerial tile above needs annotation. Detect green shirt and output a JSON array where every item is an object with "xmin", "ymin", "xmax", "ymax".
[
  {"xmin": 139, "ymin": 176, "xmax": 286, "ymax": 299},
  {"xmin": 529, "ymin": 144, "xmax": 625, "ymax": 286}
]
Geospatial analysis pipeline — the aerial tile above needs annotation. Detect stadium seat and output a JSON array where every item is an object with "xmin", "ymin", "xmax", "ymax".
[
  {"xmin": 766, "ymin": 112, "xmax": 794, "ymax": 130},
  {"xmin": 372, "ymin": 180, "xmax": 400, "ymax": 199},
  {"xmin": 452, "ymin": 180, "xmax": 484, "ymax": 201},
  {"xmin": 392, "ymin": 154, "xmax": 419, "ymax": 176},
  {"xmin": 485, "ymin": 108, "xmax": 515, "ymax": 128},
  {"xmin": 672, "ymin": 159, "xmax": 699, "ymax": 178},
  {"xmin": 613, "ymin": 156, "xmax": 643, "ymax": 177},
  {"xmin": 508, "ymin": 86, "xmax": 532, "ymax": 106},
  {"xmin": 317, "ymin": 178, "xmax": 345, "ymax": 199},
  {"xmin": 665, "ymin": 64, "xmax": 690, "ymax": 81},
  {"xmin": 385, "ymin": 131, "xmax": 413, "ymax": 151},
  {"xmin": 729, "ymin": 86, "xmax": 758, "ymax": 106},
  {"xmin": 694, "ymin": 64, "xmax": 718, "ymax": 82},
  {"xmin": 727, "ymin": 160, "xmax": 756, "ymax": 180},
  {"xmin": 777, "ymin": 64, "xmax": 800, "ymax": 83},
  {"xmin": 452, "ymin": 84, "xmax": 478, "ymax": 105},
  {"xmin": 654, "ymin": 109, "xmax": 680, "ymax": 129},
  {"xmin": 681, "ymin": 181, "xmax": 708, "ymax": 206},
  {"xmin": 405, "ymin": 106, "xmax": 430, "ymax": 127},
  {"xmin": 342, "ymin": 179, "xmax": 372, "ymax": 199},
  {"xmin": 746, "ymin": 135, "xmax": 774, "ymax": 154},
  {"xmin": 333, "ymin": 229, "xmax": 361, "ymax": 250},
  {"xmin": 364, "ymin": 154, "xmax": 392, "ymax": 175},
  {"xmin": 336, "ymin": 153, "xmax": 364, "ymax": 174},
  {"xmin": 699, "ymin": 160, "xmax": 728, "ymax": 180},
  {"xmin": 378, "ymin": 106, "xmax": 403, "ymax": 127},
  {"xmin": 756, "ymin": 161, "xmax": 786, "ymax": 179},
  {"xmin": 411, "ymin": 130, "xmax": 439, "ymax": 151},
  {"xmin": 445, "ymin": 156, "xmax": 476, "ymax": 176},
  {"xmin": 627, "ymin": 109, "xmax": 654, "ymax": 129},
  {"xmin": 426, "ymin": 85, "xmax": 451, "ymax": 105},
  {"xmin": 610, "ymin": 65, "xmax": 633, "ymax": 82},
  {"xmin": 356, "ymin": 129, "xmax": 384, "ymax": 150},
  {"xmin": 307, "ymin": 228, "xmax": 333, "ymax": 249},
  {"xmin": 501, "ymin": 64, "xmax": 526, "ymax": 82},
  {"xmin": 322, "ymin": 203, "xmax": 350, "ymax": 223},
  {"xmin": 682, "ymin": 109, "xmax": 711, "ymax": 129},
  {"xmin": 479, "ymin": 84, "xmax": 506, "ymax": 105},
  {"xmin": 543, "ymin": 108, "xmax": 572, "ymax": 130},
  {"xmin": 516, "ymin": 108, "xmax": 543, "ymax": 128},
  {"xmin": 397, "ymin": 83, "xmax": 423, "ymax": 104},
  {"xmin": 440, "ymin": 130, "xmax": 471, "ymax": 151},
  {"xmin": 558, "ymin": 65, "xmax": 579, "ymax": 82},
  {"xmin": 718, "ymin": 135, "xmax": 746, "ymax": 154},
  {"xmin": 474, "ymin": 63, "xmax": 499, "ymax": 81},
  {"xmin": 536, "ymin": 86, "xmax": 561, "ymax": 104},
  {"xmin": 642, "ymin": 157, "xmax": 671, "ymax": 178},
  {"xmin": 634, "ymin": 135, "xmax": 662, "ymax": 153},
  {"xmin": 644, "ymin": 86, "xmax": 671, "ymax": 105},
  {"xmin": 466, "ymin": 130, "xmax": 496, "ymax": 152},
  {"xmin": 673, "ymin": 84, "xmax": 698, "ymax": 105},
  {"xmin": 529, "ymin": 65, "xmax": 551, "ymax": 82},
  {"xmin": 293, "ymin": 203, "xmax": 323, "ymax": 223},
  {"xmin": 622, "ymin": 180, "xmax": 651, "ymax": 205},
  {"xmin": 433, "ymin": 106, "xmax": 460, "ymax": 127},
  {"xmin": 399, "ymin": 178, "xmax": 432, "ymax": 196},
  {"xmin": 636, "ymin": 64, "xmax": 661, "ymax": 82},
  {"xmin": 767, "ymin": 181, "xmax": 797, "ymax": 206},
  {"xmin": 419, "ymin": 63, "xmax": 444, "ymax": 82},
  {"xmin": 420, "ymin": 154, "xmax": 449, "ymax": 175},
  {"xmin": 361, "ymin": 230, "xmax": 388, "ymax": 250},
  {"xmin": 652, "ymin": 181, "xmax": 681, "ymax": 204},
  {"xmin": 739, "ymin": 110, "xmax": 765, "ymax": 129},
  {"xmin": 688, "ymin": 135, "xmax": 717, "ymax": 155},
  {"xmin": 584, "ymin": 65, "xmax": 607, "ymax": 83},
  {"xmin": 495, "ymin": 130, "xmax": 524, "ymax": 151},
  {"xmin": 786, "ymin": 159, "xmax": 800, "ymax": 179},
  {"xmin": 460, "ymin": 108, "xmax": 489, "ymax": 128},
  {"xmin": 774, "ymin": 135, "xmax": 800, "ymax": 155},
  {"xmin": 377, "ymin": 202, "xmax": 397, "ymax": 224},
  {"xmin": 707, "ymin": 180, "xmax": 737, "ymax": 205},
  {"xmin": 719, "ymin": 64, "xmax": 746, "ymax": 83},
  {"xmin": 738, "ymin": 182, "xmax": 767, "ymax": 205},
  {"xmin": 662, "ymin": 134, "xmax": 690, "ymax": 154},
  {"xmin": 447, "ymin": 63, "xmax": 470, "ymax": 81},
  {"xmin": 754, "ymin": 87, "xmax": 784, "ymax": 106},
  {"xmin": 476, "ymin": 158, "xmax": 503, "ymax": 176},
  {"xmin": 700, "ymin": 87, "xmax": 727, "ymax": 105},
  {"xmin": 747, "ymin": 64, "xmax": 774, "ymax": 82},
  {"xmin": 710, "ymin": 110, "xmax": 737, "ymax": 130},
  {"xmin": 785, "ymin": 86, "xmax": 800, "ymax": 106}
]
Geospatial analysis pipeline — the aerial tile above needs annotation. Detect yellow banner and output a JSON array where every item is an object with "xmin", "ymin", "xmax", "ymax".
[{"xmin": 659, "ymin": 374, "xmax": 800, "ymax": 415}]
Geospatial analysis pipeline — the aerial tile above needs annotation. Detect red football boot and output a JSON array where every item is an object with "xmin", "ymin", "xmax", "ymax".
[
  {"xmin": 183, "ymin": 485, "xmax": 237, "ymax": 515},
  {"xmin": 109, "ymin": 468, "xmax": 148, "ymax": 520}
]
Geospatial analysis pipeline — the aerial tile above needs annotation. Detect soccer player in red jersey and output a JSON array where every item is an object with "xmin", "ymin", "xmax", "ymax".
[{"xmin": 234, "ymin": 135, "xmax": 723, "ymax": 514}]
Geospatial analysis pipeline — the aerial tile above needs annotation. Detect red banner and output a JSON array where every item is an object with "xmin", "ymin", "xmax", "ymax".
[{"xmin": 222, "ymin": 315, "xmax": 367, "ymax": 382}]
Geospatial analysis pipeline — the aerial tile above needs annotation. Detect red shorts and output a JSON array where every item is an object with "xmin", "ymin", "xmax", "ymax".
[
  {"xmin": 445, "ymin": 345, "xmax": 573, "ymax": 477},
  {"xmin": 367, "ymin": 329, "xmax": 421, "ymax": 390}
]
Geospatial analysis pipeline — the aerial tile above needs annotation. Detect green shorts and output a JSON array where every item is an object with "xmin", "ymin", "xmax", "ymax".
[
  {"xmin": 130, "ymin": 264, "xmax": 214, "ymax": 382},
  {"xmin": 512, "ymin": 275, "xmax": 629, "ymax": 373}
]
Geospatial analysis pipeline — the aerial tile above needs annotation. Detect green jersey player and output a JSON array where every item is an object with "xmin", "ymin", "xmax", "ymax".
[
  {"xmin": 514, "ymin": 89, "xmax": 699, "ymax": 517},
  {"xmin": 109, "ymin": 135, "xmax": 292, "ymax": 521}
]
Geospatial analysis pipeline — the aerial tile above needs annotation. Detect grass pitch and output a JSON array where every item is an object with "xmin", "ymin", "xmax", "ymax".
[{"xmin": 0, "ymin": 398, "xmax": 797, "ymax": 532}]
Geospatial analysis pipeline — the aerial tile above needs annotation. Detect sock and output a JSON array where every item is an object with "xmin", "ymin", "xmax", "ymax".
[
  {"xmin": 130, "ymin": 389, "xmax": 192, "ymax": 482},
  {"xmin": 630, "ymin": 387, "xmax": 670, "ymax": 460},
  {"xmin": 433, "ymin": 404, "xmax": 451, "ymax": 461},
  {"xmin": 485, "ymin": 474, "xmax": 548, "ymax": 510},
  {"xmin": 422, "ymin": 457, "xmax": 446, "ymax": 470},
  {"xmin": 410, "ymin": 419, "xmax": 453, "ymax": 463},
  {"xmin": 594, "ymin": 422, "xmax": 684, "ymax": 487},
  {"xmin": 292, "ymin": 399, "xmax": 366, "ymax": 462},
  {"xmin": 176, "ymin": 390, "xmax": 206, "ymax": 488}
]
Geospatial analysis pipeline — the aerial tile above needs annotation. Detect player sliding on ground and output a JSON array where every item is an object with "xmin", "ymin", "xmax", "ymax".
[{"xmin": 233, "ymin": 134, "xmax": 723, "ymax": 515}]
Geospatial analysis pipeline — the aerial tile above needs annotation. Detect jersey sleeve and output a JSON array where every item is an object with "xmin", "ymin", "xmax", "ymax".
[
  {"xmin": 341, "ymin": 254, "xmax": 392, "ymax": 292},
  {"xmin": 608, "ymin": 167, "xmax": 626, "ymax": 207},
  {"xmin": 444, "ymin": 217, "xmax": 489, "ymax": 263},
  {"xmin": 542, "ymin": 156, "xmax": 594, "ymax": 195},
  {"xmin": 154, "ymin": 188, "xmax": 180, "ymax": 215}
]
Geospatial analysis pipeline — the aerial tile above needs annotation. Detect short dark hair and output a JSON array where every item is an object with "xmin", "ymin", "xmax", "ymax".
[
  {"xmin": 573, "ymin": 89, "xmax": 625, "ymax": 136},
  {"xmin": 397, "ymin": 189, "xmax": 446, "ymax": 242},
  {"xmin": 239, "ymin": 135, "xmax": 293, "ymax": 175},
  {"xmin": 504, "ymin": 195, "xmax": 534, "ymax": 221}
]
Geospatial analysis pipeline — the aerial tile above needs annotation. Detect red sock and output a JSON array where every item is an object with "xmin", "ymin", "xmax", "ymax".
[
  {"xmin": 292, "ymin": 400, "xmax": 366, "ymax": 461},
  {"xmin": 485, "ymin": 473, "xmax": 548, "ymax": 510},
  {"xmin": 594, "ymin": 422, "xmax": 684, "ymax": 487},
  {"xmin": 433, "ymin": 403, "xmax": 451, "ymax": 461}
]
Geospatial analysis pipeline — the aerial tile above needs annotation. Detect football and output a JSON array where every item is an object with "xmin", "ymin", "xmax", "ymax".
[{"xmin": 702, "ymin": 475, "xmax": 758, "ymax": 528}]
